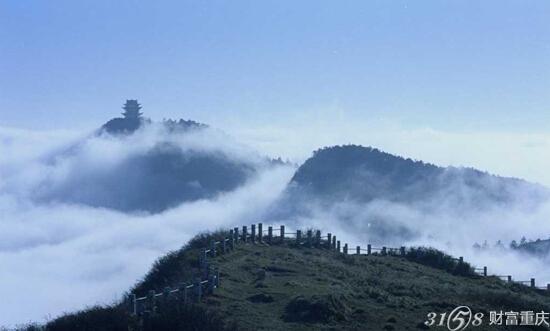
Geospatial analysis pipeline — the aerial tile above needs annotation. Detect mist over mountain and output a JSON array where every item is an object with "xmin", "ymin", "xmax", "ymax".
[
  {"xmin": 517, "ymin": 239, "xmax": 550, "ymax": 257},
  {"xmin": 287, "ymin": 145, "xmax": 548, "ymax": 209},
  {"xmin": 36, "ymin": 139, "xmax": 257, "ymax": 213},
  {"xmin": 101, "ymin": 113, "xmax": 207, "ymax": 136},
  {"xmin": 265, "ymin": 145, "xmax": 550, "ymax": 245},
  {"xmin": 9, "ymin": 102, "xmax": 278, "ymax": 214},
  {"xmin": 4, "ymin": 112, "xmax": 550, "ymax": 327},
  {"xmin": 22, "ymin": 103, "xmax": 549, "ymax": 217}
]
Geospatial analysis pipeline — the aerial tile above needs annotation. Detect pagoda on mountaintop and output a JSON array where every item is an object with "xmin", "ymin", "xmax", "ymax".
[{"xmin": 122, "ymin": 99, "xmax": 143, "ymax": 119}]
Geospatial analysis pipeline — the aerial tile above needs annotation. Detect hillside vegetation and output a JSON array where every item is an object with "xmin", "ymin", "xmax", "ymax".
[
  {"xmin": 288, "ymin": 145, "xmax": 547, "ymax": 207},
  {"xmin": 26, "ymin": 230, "xmax": 550, "ymax": 331},
  {"xmin": 35, "ymin": 114, "xmax": 260, "ymax": 213},
  {"xmin": 518, "ymin": 238, "xmax": 550, "ymax": 257}
]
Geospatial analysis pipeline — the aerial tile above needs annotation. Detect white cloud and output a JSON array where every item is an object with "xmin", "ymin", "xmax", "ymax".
[
  {"xmin": 285, "ymin": 188, "xmax": 550, "ymax": 287},
  {"xmin": 220, "ymin": 112, "xmax": 550, "ymax": 186},
  {"xmin": 0, "ymin": 125, "xmax": 294, "ymax": 327},
  {"xmin": 2, "ymin": 117, "xmax": 550, "ymax": 327}
]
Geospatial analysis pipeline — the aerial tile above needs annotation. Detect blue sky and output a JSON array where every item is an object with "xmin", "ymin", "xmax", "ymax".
[
  {"xmin": 2, "ymin": 4, "xmax": 550, "ymax": 325},
  {"xmin": 1, "ymin": 0, "xmax": 549, "ymax": 130},
  {"xmin": 2, "ymin": 1, "xmax": 550, "ymax": 185}
]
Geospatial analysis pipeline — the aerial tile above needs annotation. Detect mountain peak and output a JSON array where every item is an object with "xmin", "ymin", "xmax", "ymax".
[
  {"xmin": 287, "ymin": 144, "xmax": 547, "ymax": 210},
  {"xmin": 101, "ymin": 99, "xmax": 148, "ymax": 134},
  {"xmin": 100, "ymin": 100, "xmax": 208, "ymax": 135}
]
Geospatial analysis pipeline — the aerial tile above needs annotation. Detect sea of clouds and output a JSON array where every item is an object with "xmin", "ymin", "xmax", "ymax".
[
  {"xmin": 0, "ymin": 125, "xmax": 294, "ymax": 327},
  {"xmin": 1, "ymin": 122, "xmax": 550, "ymax": 327}
]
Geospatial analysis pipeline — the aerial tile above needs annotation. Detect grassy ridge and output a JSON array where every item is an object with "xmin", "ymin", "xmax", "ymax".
[
  {"xmin": 12, "ymin": 232, "xmax": 550, "ymax": 331},
  {"xmin": 206, "ymin": 243, "xmax": 550, "ymax": 330}
]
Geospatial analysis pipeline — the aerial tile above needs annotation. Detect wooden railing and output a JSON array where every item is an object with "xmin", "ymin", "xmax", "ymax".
[{"xmin": 128, "ymin": 222, "xmax": 550, "ymax": 316}]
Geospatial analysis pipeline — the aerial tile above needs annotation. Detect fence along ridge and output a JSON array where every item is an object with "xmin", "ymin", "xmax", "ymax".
[{"xmin": 128, "ymin": 223, "xmax": 550, "ymax": 316}]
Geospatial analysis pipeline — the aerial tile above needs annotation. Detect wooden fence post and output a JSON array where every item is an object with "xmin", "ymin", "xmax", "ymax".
[
  {"xmin": 222, "ymin": 238, "xmax": 227, "ymax": 253},
  {"xmin": 400, "ymin": 246, "xmax": 405, "ymax": 256},
  {"xmin": 356, "ymin": 246, "xmax": 360, "ymax": 255},
  {"xmin": 507, "ymin": 275, "xmax": 512, "ymax": 283},
  {"xmin": 211, "ymin": 241, "xmax": 217, "ymax": 257},
  {"xmin": 531, "ymin": 278, "xmax": 536, "ymax": 288},
  {"xmin": 337, "ymin": 240, "xmax": 341, "ymax": 252},
  {"xmin": 327, "ymin": 233, "xmax": 332, "ymax": 249},
  {"xmin": 332, "ymin": 236, "xmax": 336, "ymax": 250},
  {"xmin": 207, "ymin": 275, "xmax": 215, "ymax": 294},
  {"xmin": 179, "ymin": 283, "xmax": 188, "ymax": 305},
  {"xmin": 547, "ymin": 284, "xmax": 550, "ymax": 291},
  {"xmin": 343, "ymin": 243, "xmax": 348, "ymax": 255},
  {"xmin": 296, "ymin": 230, "xmax": 302, "ymax": 244},
  {"xmin": 243, "ymin": 226, "xmax": 247, "ymax": 243},
  {"xmin": 268, "ymin": 226, "xmax": 273, "ymax": 244},
  {"xmin": 233, "ymin": 227, "xmax": 239, "ymax": 245},
  {"xmin": 163, "ymin": 287, "xmax": 171, "ymax": 308},
  {"xmin": 483, "ymin": 266, "xmax": 487, "ymax": 277},
  {"xmin": 229, "ymin": 230, "xmax": 234, "ymax": 249},
  {"xmin": 258, "ymin": 223, "xmax": 263, "ymax": 242},
  {"xmin": 128, "ymin": 294, "xmax": 137, "ymax": 315},
  {"xmin": 307, "ymin": 230, "xmax": 312, "ymax": 246},
  {"xmin": 315, "ymin": 230, "xmax": 321, "ymax": 246},
  {"xmin": 382, "ymin": 246, "xmax": 387, "ymax": 255},
  {"xmin": 186, "ymin": 284, "xmax": 191, "ymax": 304},
  {"xmin": 280, "ymin": 225, "xmax": 285, "ymax": 243},
  {"xmin": 367, "ymin": 244, "xmax": 371, "ymax": 255},
  {"xmin": 196, "ymin": 279, "xmax": 202, "ymax": 302},
  {"xmin": 251, "ymin": 224, "xmax": 256, "ymax": 243},
  {"xmin": 459, "ymin": 256, "xmax": 463, "ymax": 264},
  {"xmin": 215, "ymin": 269, "xmax": 220, "ymax": 287},
  {"xmin": 201, "ymin": 249, "xmax": 208, "ymax": 269},
  {"xmin": 147, "ymin": 290, "xmax": 156, "ymax": 312}
]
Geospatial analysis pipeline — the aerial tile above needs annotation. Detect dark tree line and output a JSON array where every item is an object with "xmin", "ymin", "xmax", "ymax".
[{"xmin": 473, "ymin": 236, "xmax": 547, "ymax": 251}]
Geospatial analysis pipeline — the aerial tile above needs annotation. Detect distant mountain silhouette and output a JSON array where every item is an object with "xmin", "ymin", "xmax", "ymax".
[
  {"xmin": 264, "ymin": 145, "xmax": 549, "ymax": 243},
  {"xmin": 35, "ymin": 103, "xmax": 267, "ymax": 213},
  {"xmin": 287, "ymin": 145, "xmax": 547, "ymax": 208},
  {"xmin": 101, "ymin": 116, "xmax": 145, "ymax": 134},
  {"xmin": 101, "ymin": 115, "xmax": 206, "ymax": 135},
  {"xmin": 40, "ymin": 141, "xmax": 257, "ymax": 213},
  {"xmin": 517, "ymin": 239, "xmax": 550, "ymax": 257},
  {"xmin": 101, "ymin": 99, "xmax": 149, "ymax": 134},
  {"xmin": 100, "ymin": 99, "xmax": 208, "ymax": 135}
]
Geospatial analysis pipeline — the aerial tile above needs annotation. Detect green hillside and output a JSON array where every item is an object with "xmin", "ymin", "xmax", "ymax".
[{"xmin": 28, "ymin": 228, "xmax": 550, "ymax": 331}]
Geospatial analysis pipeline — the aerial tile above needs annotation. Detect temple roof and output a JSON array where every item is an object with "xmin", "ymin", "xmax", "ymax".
[{"xmin": 122, "ymin": 99, "xmax": 143, "ymax": 118}]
